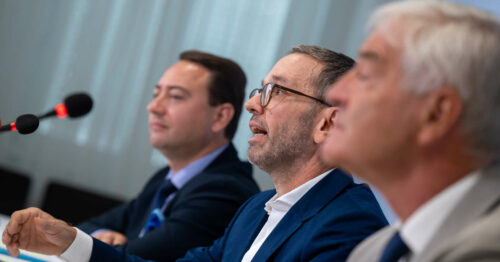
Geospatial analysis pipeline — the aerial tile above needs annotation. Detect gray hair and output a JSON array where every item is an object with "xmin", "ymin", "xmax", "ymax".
[
  {"xmin": 368, "ymin": 0, "xmax": 500, "ymax": 160},
  {"xmin": 290, "ymin": 45, "xmax": 355, "ymax": 100}
]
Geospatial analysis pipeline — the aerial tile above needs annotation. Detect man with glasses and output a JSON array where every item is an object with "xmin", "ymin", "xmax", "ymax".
[{"xmin": 3, "ymin": 46, "xmax": 387, "ymax": 261}]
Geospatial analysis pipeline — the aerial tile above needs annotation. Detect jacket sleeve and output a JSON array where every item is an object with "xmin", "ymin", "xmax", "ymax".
[
  {"xmin": 90, "ymin": 238, "xmax": 153, "ymax": 262},
  {"xmin": 176, "ymin": 195, "xmax": 254, "ymax": 262}
]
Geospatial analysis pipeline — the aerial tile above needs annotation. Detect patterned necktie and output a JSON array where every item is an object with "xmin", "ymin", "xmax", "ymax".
[
  {"xmin": 143, "ymin": 179, "xmax": 177, "ymax": 233},
  {"xmin": 379, "ymin": 231, "xmax": 409, "ymax": 262}
]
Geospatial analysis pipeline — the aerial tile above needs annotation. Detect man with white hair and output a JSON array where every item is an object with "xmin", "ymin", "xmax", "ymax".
[{"xmin": 321, "ymin": 1, "xmax": 500, "ymax": 261}]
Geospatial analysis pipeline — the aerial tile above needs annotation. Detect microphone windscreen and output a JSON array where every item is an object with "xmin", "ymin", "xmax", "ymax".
[
  {"xmin": 64, "ymin": 93, "xmax": 93, "ymax": 118},
  {"xmin": 16, "ymin": 114, "xmax": 39, "ymax": 134}
]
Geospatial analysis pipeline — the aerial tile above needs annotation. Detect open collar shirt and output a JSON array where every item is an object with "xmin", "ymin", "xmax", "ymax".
[
  {"xmin": 394, "ymin": 170, "xmax": 480, "ymax": 262},
  {"xmin": 241, "ymin": 170, "xmax": 332, "ymax": 262}
]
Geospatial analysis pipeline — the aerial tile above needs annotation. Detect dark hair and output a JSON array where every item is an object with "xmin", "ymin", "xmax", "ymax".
[
  {"xmin": 179, "ymin": 50, "xmax": 246, "ymax": 140},
  {"xmin": 290, "ymin": 45, "xmax": 355, "ymax": 99}
]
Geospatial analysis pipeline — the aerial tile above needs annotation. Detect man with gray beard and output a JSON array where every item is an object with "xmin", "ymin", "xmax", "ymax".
[
  {"xmin": 2, "ymin": 45, "xmax": 388, "ymax": 262},
  {"xmin": 182, "ymin": 46, "xmax": 387, "ymax": 262}
]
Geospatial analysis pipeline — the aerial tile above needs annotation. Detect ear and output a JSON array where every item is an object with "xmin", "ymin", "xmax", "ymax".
[
  {"xmin": 211, "ymin": 103, "xmax": 235, "ymax": 134},
  {"xmin": 418, "ymin": 87, "xmax": 462, "ymax": 145},
  {"xmin": 313, "ymin": 107, "xmax": 337, "ymax": 144}
]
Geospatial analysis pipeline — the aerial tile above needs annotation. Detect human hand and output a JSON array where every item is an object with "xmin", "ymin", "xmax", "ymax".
[
  {"xmin": 93, "ymin": 230, "xmax": 128, "ymax": 246},
  {"xmin": 1, "ymin": 207, "xmax": 76, "ymax": 257}
]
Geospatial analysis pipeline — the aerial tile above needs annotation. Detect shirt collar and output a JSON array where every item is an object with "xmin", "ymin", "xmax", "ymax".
[
  {"xmin": 166, "ymin": 144, "xmax": 229, "ymax": 189},
  {"xmin": 264, "ymin": 169, "xmax": 333, "ymax": 215},
  {"xmin": 399, "ymin": 170, "xmax": 481, "ymax": 255}
]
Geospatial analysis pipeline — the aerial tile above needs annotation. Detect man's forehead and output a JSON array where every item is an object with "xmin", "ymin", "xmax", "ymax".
[
  {"xmin": 262, "ymin": 75, "xmax": 288, "ymax": 86},
  {"xmin": 265, "ymin": 54, "xmax": 321, "ymax": 89},
  {"xmin": 167, "ymin": 60, "xmax": 210, "ymax": 77},
  {"xmin": 358, "ymin": 35, "xmax": 389, "ymax": 64},
  {"xmin": 156, "ymin": 61, "xmax": 210, "ymax": 89},
  {"xmin": 358, "ymin": 25, "xmax": 402, "ymax": 63}
]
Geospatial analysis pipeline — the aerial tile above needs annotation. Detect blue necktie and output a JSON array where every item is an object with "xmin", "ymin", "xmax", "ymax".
[
  {"xmin": 379, "ymin": 232, "xmax": 409, "ymax": 262},
  {"xmin": 143, "ymin": 179, "xmax": 177, "ymax": 233}
]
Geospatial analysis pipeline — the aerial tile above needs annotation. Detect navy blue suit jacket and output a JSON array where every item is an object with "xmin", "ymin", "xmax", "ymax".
[
  {"xmin": 79, "ymin": 144, "xmax": 259, "ymax": 261},
  {"xmin": 89, "ymin": 169, "xmax": 387, "ymax": 262}
]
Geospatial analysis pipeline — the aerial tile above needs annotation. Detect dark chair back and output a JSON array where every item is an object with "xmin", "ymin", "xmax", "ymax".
[
  {"xmin": 41, "ymin": 181, "xmax": 124, "ymax": 225},
  {"xmin": 0, "ymin": 167, "xmax": 30, "ymax": 216}
]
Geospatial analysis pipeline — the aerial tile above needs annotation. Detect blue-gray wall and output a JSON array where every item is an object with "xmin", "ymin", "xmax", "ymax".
[{"xmin": 1, "ymin": 0, "xmax": 498, "ymax": 224}]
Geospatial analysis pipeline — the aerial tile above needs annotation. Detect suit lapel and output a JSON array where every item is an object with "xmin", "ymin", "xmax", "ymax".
[
  {"xmin": 414, "ymin": 164, "xmax": 500, "ymax": 262},
  {"xmin": 230, "ymin": 196, "xmax": 271, "ymax": 260},
  {"xmin": 251, "ymin": 169, "xmax": 353, "ymax": 261}
]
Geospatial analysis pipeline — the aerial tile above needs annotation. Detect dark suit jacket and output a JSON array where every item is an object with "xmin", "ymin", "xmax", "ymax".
[
  {"xmin": 79, "ymin": 144, "xmax": 259, "ymax": 261},
  {"xmin": 89, "ymin": 169, "xmax": 388, "ymax": 262}
]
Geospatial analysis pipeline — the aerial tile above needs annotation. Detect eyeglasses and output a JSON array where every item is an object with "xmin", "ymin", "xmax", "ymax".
[{"xmin": 249, "ymin": 82, "xmax": 329, "ymax": 108}]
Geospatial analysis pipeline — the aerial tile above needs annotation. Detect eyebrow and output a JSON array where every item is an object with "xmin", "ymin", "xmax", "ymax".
[
  {"xmin": 358, "ymin": 50, "xmax": 383, "ymax": 63},
  {"xmin": 154, "ymin": 84, "xmax": 191, "ymax": 95},
  {"xmin": 262, "ymin": 75, "xmax": 288, "ymax": 86}
]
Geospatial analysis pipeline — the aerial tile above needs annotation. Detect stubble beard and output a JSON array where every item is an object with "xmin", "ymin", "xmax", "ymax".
[{"xmin": 248, "ymin": 109, "xmax": 317, "ymax": 174}]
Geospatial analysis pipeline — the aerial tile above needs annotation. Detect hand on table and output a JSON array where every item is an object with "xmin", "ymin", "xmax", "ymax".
[{"xmin": 2, "ymin": 207, "xmax": 76, "ymax": 257}]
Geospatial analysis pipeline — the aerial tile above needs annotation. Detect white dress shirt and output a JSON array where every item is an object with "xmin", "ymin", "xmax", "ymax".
[
  {"xmin": 60, "ymin": 228, "xmax": 93, "ymax": 262},
  {"xmin": 241, "ymin": 170, "xmax": 331, "ymax": 262},
  {"xmin": 393, "ymin": 170, "xmax": 480, "ymax": 261}
]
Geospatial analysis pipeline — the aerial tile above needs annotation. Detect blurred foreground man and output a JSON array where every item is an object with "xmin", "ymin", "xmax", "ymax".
[
  {"xmin": 2, "ymin": 45, "xmax": 387, "ymax": 261},
  {"xmin": 320, "ymin": 1, "xmax": 500, "ymax": 262},
  {"xmin": 27, "ymin": 50, "xmax": 260, "ymax": 261}
]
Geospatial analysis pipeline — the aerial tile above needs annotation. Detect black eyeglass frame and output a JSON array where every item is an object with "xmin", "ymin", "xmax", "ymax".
[{"xmin": 249, "ymin": 82, "xmax": 330, "ymax": 107}]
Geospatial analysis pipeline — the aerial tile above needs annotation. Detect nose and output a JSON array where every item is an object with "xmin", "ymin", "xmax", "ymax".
[
  {"xmin": 326, "ymin": 69, "xmax": 354, "ymax": 108},
  {"xmin": 147, "ymin": 95, "xmax": 165, "ymax": 115},
  {"xmin": 244, "ymin": 92, "xmax": 263, "ymax": 115}
]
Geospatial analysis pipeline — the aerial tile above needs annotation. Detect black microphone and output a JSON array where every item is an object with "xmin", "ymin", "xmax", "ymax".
[
  {"xmin": 38, "ymin": 93, "xmax": 93, "ymax": 120},
  {"xmin": 0, "ymin": 114, "xmax": 40, "ymax": 134}
]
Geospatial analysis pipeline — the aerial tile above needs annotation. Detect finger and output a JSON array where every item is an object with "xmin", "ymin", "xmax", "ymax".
[
  {"xmin": 6, "ymin": 208, "xmax": 38, "ymax": 235},
  {"xmin": 36, "ymin": 209, "xmax": 55, "ymax": 220},
  {"xmin": 6, "ymin": 241, "xmax": 20, "ymax": 257},
  {"xmin": 100, "ymin": 234, "xmax": 113, "ymax": 245},
  {"xmin": 109, "ymin": 236, "xmax": 117, "ymax": 246},
  {"xmin": 111, "ymin": 235, "xmax": 125, "ymax": 246},
  {"xmin": 114, "ymin": 235, "xmax": 127, "ymax": 246},
  {"xmin": 9, "ymin": 233, "xmax": 21, "ymax": 252},
  {"xmin": 93, "ymin": 232, "xmax": 108, "ymax": 240},
  {"xmin": 12, "ymin": 233, "xmax": 19, "ymax": 244},
  {"xmin": 2, "ymin": 228, "xmax": 12, "ymax": 245},
  {"xmin": 3, "ymin": 230, "xmax": 18, "ymax": 256}
]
